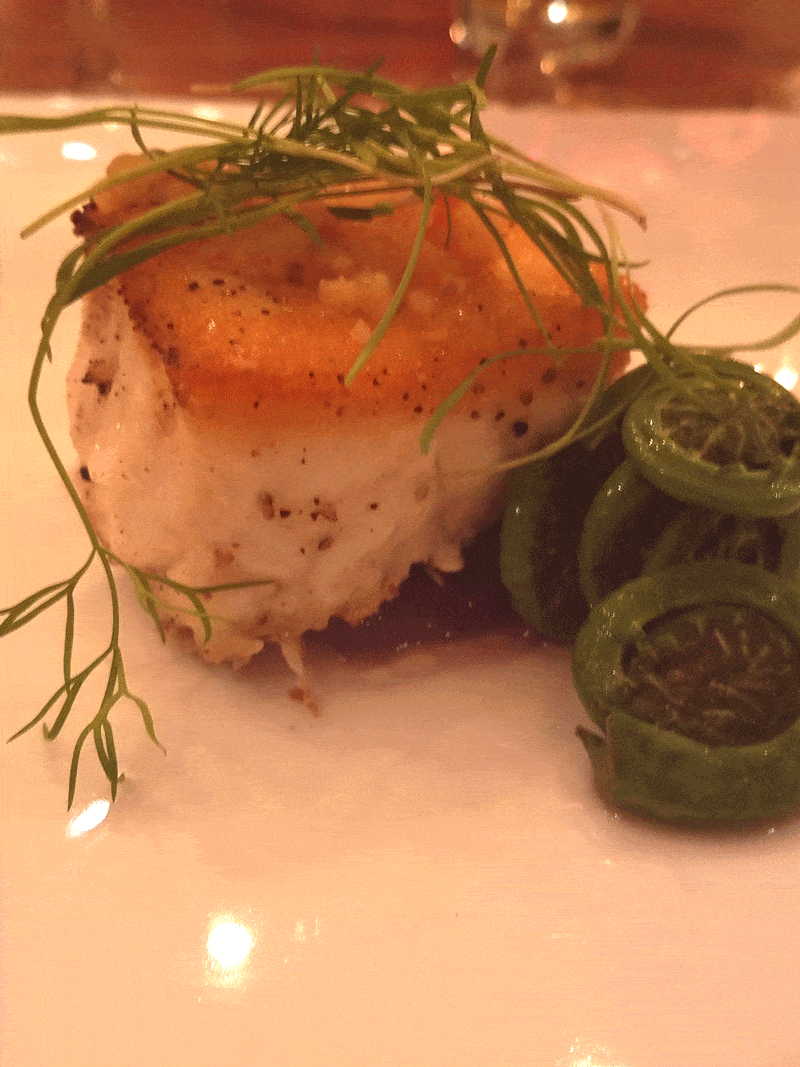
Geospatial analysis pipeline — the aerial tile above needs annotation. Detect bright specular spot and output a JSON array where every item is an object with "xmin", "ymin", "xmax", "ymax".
[
  {"xmin": 66, "ymin": 798, "xmax": 110, "ymax": 837},
  {"xmin": 61, "ymin": 141, "xmax": 98, "ymax": 162},
  {"xmin": 563, "ymin": 1039, "xmax": 629, "ymax": 1067},
  {"xmin": 774, "ymin": 365, "xmax": 799, "ymax": 392},
  {"xmin": 193, "ymin": 105, "xmax": 223, "ymax": 121},
  {"xmin": 547, "ymin": 1, "xmax": 569, "ymax": 23},
  {"xmin": 207, "ymin": 921, "xmax": 254, "ymax": 967}
]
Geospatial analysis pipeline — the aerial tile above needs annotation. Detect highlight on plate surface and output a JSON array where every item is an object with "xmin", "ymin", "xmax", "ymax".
[{"xmin": 3, "ymin": 57, "xmax": 800, "ymax": 823}]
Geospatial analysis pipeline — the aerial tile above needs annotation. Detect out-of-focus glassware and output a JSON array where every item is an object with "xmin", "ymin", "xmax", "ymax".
[
  {"xmin": 450, "ymin": 0, "xmax": 508, "ymax": 57},
  {"xmin": 67, "ymin": 0, "xmax": 121, "ymax": 90},
  {"xmin": 451, "ymin": 0, "xmax": 641, "ymax": 77}
]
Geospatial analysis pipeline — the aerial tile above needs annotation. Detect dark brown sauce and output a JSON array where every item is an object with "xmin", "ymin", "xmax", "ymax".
[{"xmin": 307, "ymin": 522, "xmax": 542, "ymax": 660}]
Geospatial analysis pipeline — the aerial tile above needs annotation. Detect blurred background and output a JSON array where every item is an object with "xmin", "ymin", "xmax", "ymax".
[{"xmin": 2, "ymin": 0, "xmax": 800, "ymax": 107}]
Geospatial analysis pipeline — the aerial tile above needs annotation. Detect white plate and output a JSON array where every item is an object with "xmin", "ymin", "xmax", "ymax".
[{"xmin": 2, "ymin": 96, "xmax": 800, "ymax": 1067}]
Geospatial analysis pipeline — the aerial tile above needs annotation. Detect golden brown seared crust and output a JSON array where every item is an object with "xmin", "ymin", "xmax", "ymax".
[
  {"xmin": 79, "ymin": 157, "xmax": 636, "ymax": 431},
  {"xmin": 71, "ymin": 154, "xmax": 194, "ymax": 236}
]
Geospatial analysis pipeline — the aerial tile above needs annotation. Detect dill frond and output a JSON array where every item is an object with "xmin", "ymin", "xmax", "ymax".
[{"xmin": 2, "ymin": 59, "xmax": 799, "ymax": 806}]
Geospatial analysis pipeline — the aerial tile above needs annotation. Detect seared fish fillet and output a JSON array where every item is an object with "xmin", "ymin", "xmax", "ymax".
[{"xmin": 68, "ymin": 158, "xmax": 631, "ymax": 679}]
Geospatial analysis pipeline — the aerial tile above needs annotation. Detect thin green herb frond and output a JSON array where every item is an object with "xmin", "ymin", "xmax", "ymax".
[
  {"xmin": 4, "ymin": 60, "xmax": 800, "ymax": 807},
  {"xmin": 1, "ymin": 552, "xmax": 94, "ymax": 636},
  {"xmin": 113, "ymin": 557, "xmax": 276, "ymax": 644},
  {"xmin": 427, "ymin": 207, "xmax": 800, "ymax": 479}
]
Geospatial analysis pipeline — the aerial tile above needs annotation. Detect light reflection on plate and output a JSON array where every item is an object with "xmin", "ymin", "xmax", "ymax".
[
  {"xmin": 66, "ymin": 798, "xmax": 111, "ymax": 837},
  {"xmin": 205, "ymin": 918, "xmax": 255, "ymax": 988},
  {"xmin": 1, "ymin": 97, "xmax": 800, "ymax": 1067},
  {"xmin": 61, "ymin": 140, "xmax": 98, "ymax": 161}
]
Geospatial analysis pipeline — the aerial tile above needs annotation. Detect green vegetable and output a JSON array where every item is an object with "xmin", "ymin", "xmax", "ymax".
[
  {"xmin": 3, "ymin": 58, "xmax": 800, "ymax": 812},
  {"xmin": 577, "ymin": 458, "xmax": 685, "ymax": 606},
  {"xmin": 578, "ymin": 457, "xmax": 800, "ymax": 606},
  {"xmin": 643, "ymin": 506, "xmax": 800, "ymax": 579},
  {"xmin": 500, "ymin": 437, "xmax": 623, "ymax": 641},
  {"xmin": 506, "ymin": 356, "xmax": 800, "ymax": 824},
  {"xmin": 574, "ymin": 562, "xmax": 800, "ymax": 821},
  {"xmin": 622, "ymin": 357, "xmax": 800, "ymax": 518},
  {"xmin": 500, "ymin": 364, "xmax": 654, "ymax": 640}
]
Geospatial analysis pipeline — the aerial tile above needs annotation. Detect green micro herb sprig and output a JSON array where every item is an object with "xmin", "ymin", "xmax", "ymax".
[{"xmin": 1, "ymin": 58, "xmax": 799, "ymax": 807}]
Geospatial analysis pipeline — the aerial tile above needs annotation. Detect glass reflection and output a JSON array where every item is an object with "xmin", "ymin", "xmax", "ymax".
[{"xmin": 547, "ymin": 2, "xmax": 569, "ymax": 24}]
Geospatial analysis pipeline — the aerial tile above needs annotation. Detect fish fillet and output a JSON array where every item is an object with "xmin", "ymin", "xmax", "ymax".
[{"xmin": 67, "ymin": 159, "xmax": 633, "ymax": 680}]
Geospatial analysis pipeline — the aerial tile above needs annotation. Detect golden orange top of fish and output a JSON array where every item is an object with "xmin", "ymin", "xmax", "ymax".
[{"xmin": 77, "ymin": 155, "xmax": 636, "ymax": 430}]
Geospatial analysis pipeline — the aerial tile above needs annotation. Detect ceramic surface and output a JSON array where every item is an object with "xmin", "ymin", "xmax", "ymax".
[{"xmin": 2, "ymin": 98, "xmax": 800, "ymax": 1067}]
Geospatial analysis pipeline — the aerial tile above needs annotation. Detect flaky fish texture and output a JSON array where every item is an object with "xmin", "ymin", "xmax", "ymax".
[{"xmin": 68, "ymin": 157, "xmax": 633, "ymax": 685}]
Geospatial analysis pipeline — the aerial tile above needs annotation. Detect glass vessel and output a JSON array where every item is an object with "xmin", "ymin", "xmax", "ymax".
[{"xmin": 450, "ymin": 0, "xmax": 641, "ymax": 76}]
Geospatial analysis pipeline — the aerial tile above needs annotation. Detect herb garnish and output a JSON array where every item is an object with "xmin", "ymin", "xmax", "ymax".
[{"xmin": 2, "ymin": 60, "xmax": 800, "ymax": 809}]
